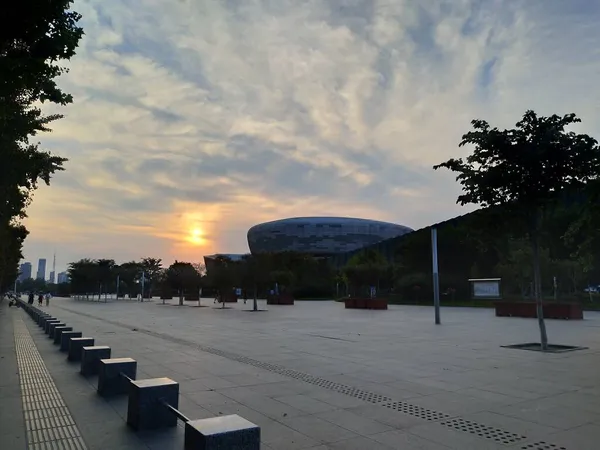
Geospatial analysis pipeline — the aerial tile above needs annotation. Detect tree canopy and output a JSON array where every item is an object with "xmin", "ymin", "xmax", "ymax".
[
  {"xmin": 434, "ymin": 110, "xmax": 600, "ymax": 350},
  {"xmin": 0, "ymin": 0, "xmax": 83, "ymax": 290}
]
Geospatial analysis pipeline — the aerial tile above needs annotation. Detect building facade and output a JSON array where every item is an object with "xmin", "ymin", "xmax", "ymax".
[
  {"xmin": 18, "ymin": 262, "xmax": 32, "ymax": 281},
  {"xmin": 36, "ymin": 258, "xmax": 47, "ymax": 280},
  {"xmin": 57, "ymin": 271, "xmax": 69, "ymax": 284},
  {"xmin": 247, "ymin": 217, "xmax": 413, "ymax": 256}
]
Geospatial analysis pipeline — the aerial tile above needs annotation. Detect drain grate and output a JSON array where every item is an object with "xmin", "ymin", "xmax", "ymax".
[
  {"xmin": 521, "ymin": 443, "xmax": 567, "ymax": 450},
  {"xmin": 14, "ymin": 317, "xmax": 88, "ymax": 450},
  {"xmin": 440, "ymin": 418, "xmax": 526, "ymax": 444}
]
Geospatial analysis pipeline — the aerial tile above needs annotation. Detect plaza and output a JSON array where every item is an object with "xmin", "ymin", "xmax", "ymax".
[{"xmin": 2, "ymin": 298, "xmax": 600, "ymax": 449}]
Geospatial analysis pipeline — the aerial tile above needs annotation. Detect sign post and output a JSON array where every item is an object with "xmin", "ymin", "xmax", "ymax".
[
  {"xmin": 468, "ymin": 278, "xmax": 502, "ymax": 300},
  {"xmin": 431, "ymin": 228, "xmax": 441, "ymax": 325}
]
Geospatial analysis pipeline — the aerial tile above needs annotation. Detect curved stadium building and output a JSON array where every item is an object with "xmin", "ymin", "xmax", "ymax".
[{"xmin": 247, "ymin": 217, "xmax": 413, "ymax": 256}]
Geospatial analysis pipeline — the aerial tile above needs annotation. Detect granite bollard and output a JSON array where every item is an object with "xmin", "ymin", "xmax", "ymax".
[
  {"xmin": 60, "ymin": 331, "xmax": 83, "ymax": 351},
  {"xmin": 45, "ymin": 319, "xmax": 60, "ymax": 334},
  {"xmin": 47, "ymin": 322, "xmax": 65, "ymax": 336},
  {"xmin": 52, "ymin": 326, "xmax": 72, "ymax": 343},
  {"xmin": 127, "ymin": 378, "xmax": 179, "ymax": 431},
  {"xmin": 68, "ymin": 337, "xmax": 95, "ymax": 361},
  {"xmin": 37, "ymin": 313, "xmax": 50, "ymax": 325},
  {"xmin": 49, "ymin": 323, "xmax": 67, "ymax": 340},
  {"xmin": 40, "ymin": 316, "xmax": 56, "ymax": 328},
  {"xmin": 184, "ymin": 415, "xmax": 260, "ymax": 450},
  {"xmin": 97, "ymin": 358, "xmax": 137, "ymax": 397},
  {"xmin": 81, "ymin": 346, "xmax": 111, "ymax": 376}
]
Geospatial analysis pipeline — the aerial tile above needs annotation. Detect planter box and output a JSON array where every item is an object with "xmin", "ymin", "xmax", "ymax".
[
  {"xmin": 344, "ymin": 298, "xmax": 388, "ymax": 310},
  {"xmin": 494, "ymin": 302, "xmax": 583, "ymax": 320},
  {"xmin": 267, "ymin": 293, "xmax": 295, "ymax": 305},
  {"xmin": 219, "ymin": 292, "xmax": 238, "ymax": 303}
]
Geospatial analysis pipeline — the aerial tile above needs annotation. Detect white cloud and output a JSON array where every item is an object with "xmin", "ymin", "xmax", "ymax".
[{"xmin": 22, "ymin": 0, "xmax": 600, "ymax": 270}]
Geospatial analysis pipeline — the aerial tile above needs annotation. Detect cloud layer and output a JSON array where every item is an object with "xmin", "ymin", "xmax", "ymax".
[{"xmin": 22, "ymin": 0, "xmax": 600, "ymax": 272}]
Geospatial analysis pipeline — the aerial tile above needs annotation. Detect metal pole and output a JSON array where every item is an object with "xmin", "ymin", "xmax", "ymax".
[{"xmin": 431, "ymin": 228, "xmax": 441, "ymax": 325}]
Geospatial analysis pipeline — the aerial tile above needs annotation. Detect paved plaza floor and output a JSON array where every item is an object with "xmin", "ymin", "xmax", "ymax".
[{"xmin": 3, "ymin": 298, "xmax": 600, "ymax": 449}]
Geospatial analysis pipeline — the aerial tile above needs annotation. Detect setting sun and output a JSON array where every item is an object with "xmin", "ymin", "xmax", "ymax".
[{"xmin": 188, "ymin": 227, "xmax": 204, "ymax": 245}]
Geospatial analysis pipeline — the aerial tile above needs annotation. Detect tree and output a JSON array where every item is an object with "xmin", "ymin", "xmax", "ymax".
[
  {"xmin": 96, "ymin": 259, "xmax": 116, "ymax": 300},
  {"xmin": 0, "ymin": 1, "xmax": 83, "ymax": 289},
  {"xmin": 494, "ymin": 238, "xmax": 554, "ymax": 298},
  {"xmin": 68, "ymin": 259, "xmax": 97, "ymax": 298},
  {"xmin": 0, "ymin": 224, "xmax": 28, "ymax": 292},
  {"xmin": 140, "ymin": 257, "xmax": 163, "ymax": 298},
  {"xmin": 115, "ymin": 261, "xmax": 142, "ymax": 298},
  {"xmin": 206, "ymin": 256, "xmax": 239, "ymax": 307},
  {"xmin": 343, "ymin": 249, "xmax": 389, "ymax": 296},
  {"xmin": 565, "ymin": 180, "xmax": 600, "ymax": 277},
  {"xmin": 434, "ymin": 110, "xmax": 600, "ymax": 350},
  {"xmin": 165, "ymin": 261, "xmax": 200, "ymax": 306},
  {"xmin": 240, "ymin": 254, "xmax": 271, "ymax": 311}
]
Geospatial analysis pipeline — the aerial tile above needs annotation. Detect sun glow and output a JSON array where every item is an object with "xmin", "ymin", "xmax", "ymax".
[{"xmin": 188, "ymin": 227, "xmax": 204, "ymax": 245}]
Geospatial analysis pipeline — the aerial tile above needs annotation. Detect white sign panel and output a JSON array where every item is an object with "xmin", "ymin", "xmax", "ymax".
[{"xmin": 472, "ymin": 281, "xmax": 500, "ymax": 298}]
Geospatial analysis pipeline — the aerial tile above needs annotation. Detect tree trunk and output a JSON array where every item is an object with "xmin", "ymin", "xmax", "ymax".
[
  {"xmin": 530, "ymin": 213, "xmax": 549, "ymax": 351},
  {"xmin": 253, "ymin": 284, "xmax": 258, "ymax": 311},
  {"xmin": 179, "ymin": 289, "xmax": 183, "ymax": 306}
]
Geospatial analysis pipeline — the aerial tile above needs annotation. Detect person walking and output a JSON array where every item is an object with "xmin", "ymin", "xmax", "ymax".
[
  {"xmin": 38, "ymin": 294, "xmax": 43, "ymax": 306},
  {"xmin": 45, "ymin": 292, "xmax": 51, "ymax": 306},
  {"xmin": 28, "ymin": 292, "xmax": 34, "ymax": 305}
]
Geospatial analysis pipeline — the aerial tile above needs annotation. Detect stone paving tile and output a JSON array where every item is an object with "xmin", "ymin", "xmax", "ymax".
[
  {"xmin": 369, "ymin": 429, "xmax": 453, "ymax": 449},
  {"xmin": 315, "ymin": 408, "xmax": 394, "ymax": 435},
  {"xmin": 38, "ymin": 298, "xmax": 600, "ymax": 450},
  {"xmin": 545, "ymin": 423, "xmax": 600, "ymax": 450},
  {"xmin": 0, "ymin": 306, "xmax": 27, "ymax": 450},
  {"xmin": 279, "ymin": 414, "xmax": 360, "ymax": 444},
  {"xmin": 325, "ymin": 435, "xmax": 397, "ymax": 449},
  {"xmin": 274, "ymin": 394, "xmax": 339, "ymax": 414}
]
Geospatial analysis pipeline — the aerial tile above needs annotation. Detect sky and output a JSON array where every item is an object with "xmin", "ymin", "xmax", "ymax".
[{"xmin": 22, "ymin": 0, "xmax": 600, "ymax": 275}]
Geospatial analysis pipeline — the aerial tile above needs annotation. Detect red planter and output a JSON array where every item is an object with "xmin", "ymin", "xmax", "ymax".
[
  {"xmin": 267, "ymin": 293, "xmax": 295, "ymax": 305},
  {"xmin": 219, "ymin": 292, "xmax": 238, "ymax": 303},
  {"xmin": 494, "ymin": 302, "xmax": 583, "ymax": 320},
  {"xmin": 344, "ymin": 298, "xmax": 388, "ymax": 310}
]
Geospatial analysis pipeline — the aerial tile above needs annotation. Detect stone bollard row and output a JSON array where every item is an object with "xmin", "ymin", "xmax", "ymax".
[{"xmin": 17, "ymin": 299, "xmax": 261, "ymax": 449}]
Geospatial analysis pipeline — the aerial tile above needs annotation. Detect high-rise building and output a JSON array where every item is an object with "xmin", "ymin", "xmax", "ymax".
[
  {"xmin": 49, "ymin": 271, "xmax": 55, "ymax": 284},
  {"xmin": 36, "ymin": 258, "xmax": 47, "ymax": 280},
  {"xmin": 57, "ymin": 271, "xmax": 69, "ymax": 284},
  {"xmin": 19, "ymin": 262, "xmax": 32, "ymax": 281}
]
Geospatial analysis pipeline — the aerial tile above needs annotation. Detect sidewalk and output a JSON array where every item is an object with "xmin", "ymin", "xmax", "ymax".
[{"xmin": 0, "ymin": 303, "xmax": 27, "ymax": 450}]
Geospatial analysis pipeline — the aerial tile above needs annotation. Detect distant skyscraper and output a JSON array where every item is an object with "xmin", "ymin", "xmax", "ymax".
[
  {"xmin": 19, "ymin": 262, "xmax": 32, "ymax": 281},
  {"xmin": 57, "ymin": 271, "xmax": 69, "ymax": 284},
  {"xmin": 52, "ymin": 253, "xmax": 56, "ymax": 283},
  {"xmin": 36, "ymin": 258, "xmax": 47, "ymax": 280}
]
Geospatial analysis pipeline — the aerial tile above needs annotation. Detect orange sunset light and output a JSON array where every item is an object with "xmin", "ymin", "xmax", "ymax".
[{"xmin": 188, "ymin": 227, "xmax": 204, "ymax": 245}]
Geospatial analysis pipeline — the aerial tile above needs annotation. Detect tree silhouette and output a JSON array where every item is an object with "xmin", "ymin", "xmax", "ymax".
[{"xmin": 434, "ymin": 110, "xmax": 600, "ymax": 350}]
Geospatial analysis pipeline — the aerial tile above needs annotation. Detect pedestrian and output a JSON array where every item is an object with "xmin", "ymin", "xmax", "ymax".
[
  {"xmin": 28, "ymin": 292, "xmax": 34, "ymax": 305},
  {"xmin": 38, "ymin": 294, "xmax": 43, "ymax": 306},
  {"xmin": 45, "ymin": 292, "xmax": 51, "ymax": 306}
]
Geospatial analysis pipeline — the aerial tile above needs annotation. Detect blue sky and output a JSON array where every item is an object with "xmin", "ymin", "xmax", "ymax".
[{"xmin": 22, "ymin": 0, "xmax": 600, "ymax": 273}]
